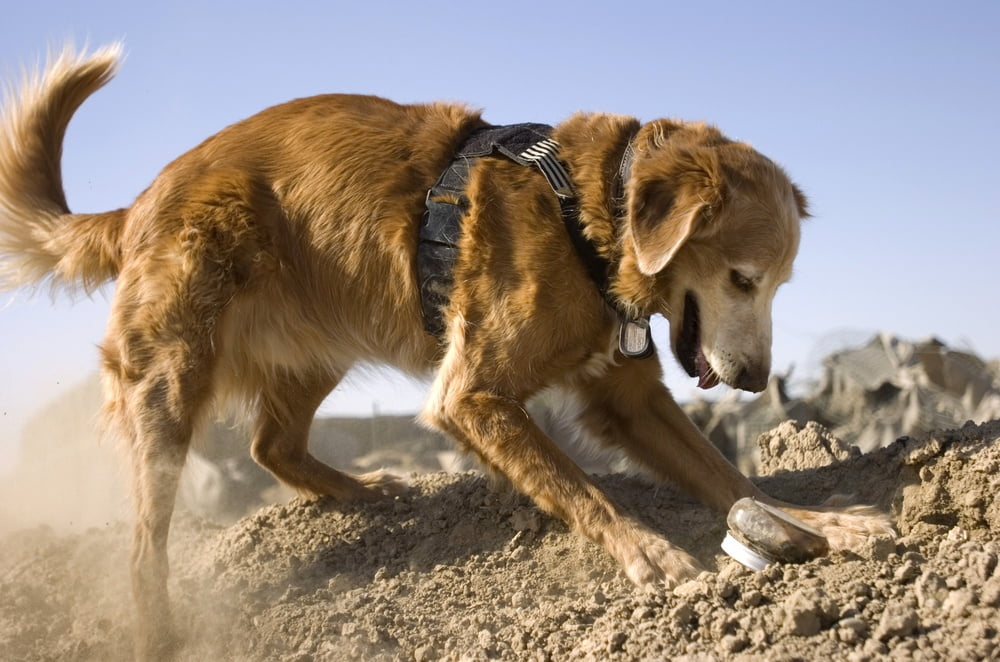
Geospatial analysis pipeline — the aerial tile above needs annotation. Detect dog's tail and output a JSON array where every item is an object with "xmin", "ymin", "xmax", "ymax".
[{"xmin": 0, "ymin": 43, "xmax": 126, "ymax": 294}]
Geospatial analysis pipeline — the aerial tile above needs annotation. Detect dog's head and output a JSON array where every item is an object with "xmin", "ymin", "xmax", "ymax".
[{"xmin": 621, "ymin": 120, "xmax": 807, "ymax": 393}]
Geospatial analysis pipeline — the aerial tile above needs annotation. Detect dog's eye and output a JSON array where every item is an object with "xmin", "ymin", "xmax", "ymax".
[{"xmin": 730, "ymin": 270, "xmax": 755, "ymax": 293}]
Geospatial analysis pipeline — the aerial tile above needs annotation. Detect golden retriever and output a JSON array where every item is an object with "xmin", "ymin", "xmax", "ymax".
[{"xmin": 0, "ymin": 44, "xmax": 892, "ymax": 658}]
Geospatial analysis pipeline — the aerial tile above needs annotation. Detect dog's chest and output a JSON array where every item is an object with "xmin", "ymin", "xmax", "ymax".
[{"xmin": 572, "ymin": 327, "xmax": 621, "ymax": 382}]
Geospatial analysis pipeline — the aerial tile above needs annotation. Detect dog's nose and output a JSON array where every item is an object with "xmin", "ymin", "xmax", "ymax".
[{"xmin": 735, "ymin": 364, "xmax": 769, "ymax": 393}]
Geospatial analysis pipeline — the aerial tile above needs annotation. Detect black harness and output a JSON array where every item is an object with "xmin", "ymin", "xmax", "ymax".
[{"xmin": 417, "ymin": 123, "xmax": 653, "ymax": 358}]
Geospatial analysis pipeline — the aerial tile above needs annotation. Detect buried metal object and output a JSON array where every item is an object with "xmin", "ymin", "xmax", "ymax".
[{"xmin": 722, "ymin": 498, "xmax": 830, "ymax": 571}]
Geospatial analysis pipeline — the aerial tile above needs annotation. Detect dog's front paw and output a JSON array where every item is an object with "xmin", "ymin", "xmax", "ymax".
[
  {"xmin": 608, "ymin": 524, "xmax": 704, "ymax": 589},
  {"xmin": 781, "ymin": 503, "xmax": 896, "ymax": 553},
  {"xmin": 356, "ymin": 470, "xmax": 409, "ymax": 499}
]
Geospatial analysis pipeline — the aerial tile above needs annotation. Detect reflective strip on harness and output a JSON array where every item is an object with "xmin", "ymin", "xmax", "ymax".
[{"xmin": 518, "ymin": 138, "xmax": 574, "ymax": 198}]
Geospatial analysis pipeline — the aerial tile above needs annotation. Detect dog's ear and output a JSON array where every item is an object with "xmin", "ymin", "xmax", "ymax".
[
  {"xmin": 792, "ymin": 184, "xmax": 810, "ymax": 219},
  {"xmin": 627, "ymin": 152, "xmax": 721, "ymax": 276}
]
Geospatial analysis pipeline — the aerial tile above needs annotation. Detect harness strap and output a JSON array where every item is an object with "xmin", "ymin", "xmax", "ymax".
[
  {"xmin": 418, "ymin": 124, "xmax": 653, "ymax": 358},
  {"xmin": 518, "ymin": 139, "xmax": 574, "ymax": 198},
  {"xmin": 417, "ymin": 158, "xmax": 471, "ymax": 338}
]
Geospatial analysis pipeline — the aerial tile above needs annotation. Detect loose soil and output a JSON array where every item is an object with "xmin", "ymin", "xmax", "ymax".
[{"xmin": 2, "ymin": 419, "xmax": 999, "ymax": 661}]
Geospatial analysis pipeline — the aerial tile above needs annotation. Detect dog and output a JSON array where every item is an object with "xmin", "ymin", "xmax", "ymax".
[{"xmin": 0, "ymin": 44, "xmax": 892, "ymax": 658}]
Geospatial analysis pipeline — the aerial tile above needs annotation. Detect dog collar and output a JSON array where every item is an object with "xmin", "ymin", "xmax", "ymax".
[
  {"xmin": 418, "ymin": 124, "xmax": 653, "ymax": 359},
  {"xmin": 617, "ymin": 140, "xmax": 636, "ymax": 204},
  {"xmin": 610, "ymin": 137, "xmax": 653, "ymax": 358}
]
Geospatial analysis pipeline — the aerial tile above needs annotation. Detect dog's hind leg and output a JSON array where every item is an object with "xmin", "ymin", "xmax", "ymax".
[
  {"xmin": 102, "ymin": 301, "xmax": 220, "ymax": 659},
  {"xmin": 101, "ymin": 191, "xmax": 267, "ymax": 657},
  {"xmin": 125, "ymin": 394, "xmax": 197, "ymax": 660},
  {"xmin": 250, "ymin": 370, "xmax": 406, "ymax": 501}
]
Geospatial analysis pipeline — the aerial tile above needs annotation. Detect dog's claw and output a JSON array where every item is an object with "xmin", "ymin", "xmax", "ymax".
[{"xmin": 357, "ymin": 470, "xmax": 409, "ymax": 499}]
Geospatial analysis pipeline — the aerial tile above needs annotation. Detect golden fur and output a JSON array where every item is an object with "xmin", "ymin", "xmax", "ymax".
[{"xmin": 0, "ymin": 45, "xmax": 892, "ymax": 659}]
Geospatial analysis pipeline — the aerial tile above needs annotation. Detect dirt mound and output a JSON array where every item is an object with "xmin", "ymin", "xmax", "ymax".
[{"xmin": 2, "ymin": 419, "xmax": 999, "ymax": 661}]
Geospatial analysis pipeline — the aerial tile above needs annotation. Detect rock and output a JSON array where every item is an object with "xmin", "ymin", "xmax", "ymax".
[
  {"xmin": 509, "ymin": 508, "xmax": 541, "ymax": 532},
  {"xmin": 860, "ymin": 534, "xmax": 896, "ymax": 562},
  {"xmin": 893, "ymin": 560, "xmax": 920, "ymax": 583},
  {"xmin": 607, "ymin": 631, "xmax": 627, "ymax": 654},
  {"xmin": 783, "ymin": 589, "xmax": 828, "ymax": 636},
  {"xmin": 414, "ymin": 644, "xmax": 436, "ymax": 662},
  {"xmin": 667, "ymin": 602, "xmax": 695, "ymax": 630},
  {"xmin": 717, "ymin": 559, "xmax": 749, "ymax": 583},
  {"xmin": 981, "ymin": 576, "xmax": 1000, "ymax": 607},
  {"xmin": 673, "ymin": 578, "xmax": 711, "ymax": 600},
  {"xmin": 966, "ymin": 551, "xmax": 997, "ymax": 584},
  {"xmin": 914, "ymin": 570, "xmax": 949, "ymax": 609},
  {"xmin": 718, "ymin": 632, "xmax": 750, "ymax": 654},
  {"xmin": 874, "ymin": 602, "xmax": 919, "ymax": 641},
  {"xmin": 942, "ymin": 589, "xmax": 974, "ymax": 618},
  {"xmin": 631, "ymin": 605, "xmax": 655, "ymax": 622},
  {"xmin": 837, "ymin": 617, "xmax": 869, "ymax": 644}
]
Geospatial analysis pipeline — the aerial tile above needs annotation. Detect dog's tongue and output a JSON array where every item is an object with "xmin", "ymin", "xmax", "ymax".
[{"xmin": 695, "ymin": 347, "xmax": 721, "ymax": 389}]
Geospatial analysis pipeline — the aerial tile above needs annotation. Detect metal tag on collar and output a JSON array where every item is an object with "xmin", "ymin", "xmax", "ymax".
[{"xmin": 619, "ymin": 316, "xmax": 654, "ymax": 359}]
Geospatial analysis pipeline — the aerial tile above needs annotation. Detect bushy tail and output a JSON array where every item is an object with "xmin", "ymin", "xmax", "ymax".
[{"xmin": 0, "ymin": 43, "xmax": 126, "ymax": 294}]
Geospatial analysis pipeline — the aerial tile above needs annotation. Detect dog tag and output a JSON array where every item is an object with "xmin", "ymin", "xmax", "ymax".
[{"xmin": 619, "ymin": 317, "xmax": 654, "ymax": 359}]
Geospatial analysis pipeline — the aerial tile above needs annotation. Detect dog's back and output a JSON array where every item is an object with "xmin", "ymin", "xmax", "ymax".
[
  {"xmin": 1, "ymin": 47, "xmax": 491, "ymax": 396},
  {"xmin": 123, "ymin": 93, "xmax": 487, "ymax": 395}
]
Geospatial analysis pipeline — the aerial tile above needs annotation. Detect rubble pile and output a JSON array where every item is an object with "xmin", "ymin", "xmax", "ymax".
[{"xmin": 686, "ymin": 334, "xmax": 1000, "ymax": 473}]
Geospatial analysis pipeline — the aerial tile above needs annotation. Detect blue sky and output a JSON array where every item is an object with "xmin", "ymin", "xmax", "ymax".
[{"xmin": 1, "ymin": 1, "xmax": 998, "ymax": 470}]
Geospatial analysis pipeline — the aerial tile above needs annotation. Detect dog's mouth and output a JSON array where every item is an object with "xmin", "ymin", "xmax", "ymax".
[{"xmin": 678, "ymin": 293, "xmax": 721, "ymax": 390}]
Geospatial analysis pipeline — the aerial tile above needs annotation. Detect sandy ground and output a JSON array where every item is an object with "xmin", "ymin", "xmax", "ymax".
[{"xmin": 2, "ymin": 418, "xmax": 999, "ymax": 661}]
